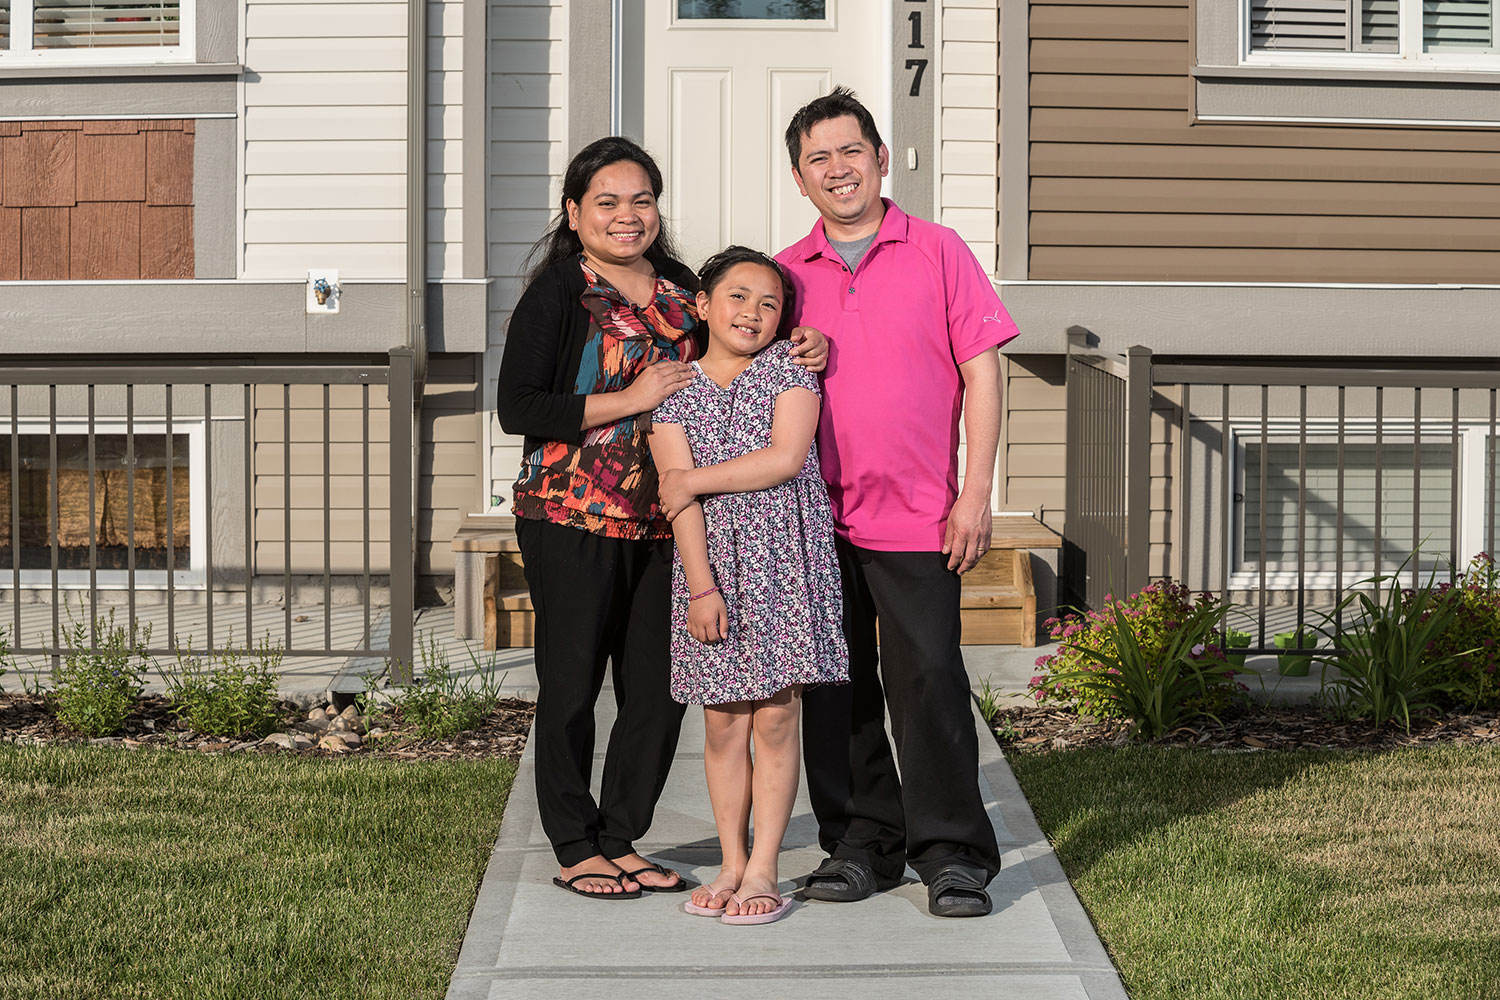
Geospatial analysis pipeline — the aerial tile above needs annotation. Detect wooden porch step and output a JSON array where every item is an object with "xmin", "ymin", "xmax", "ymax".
[{"xmin": 454, "ymin": 514, "xmax": 1059, "ymax": 650}]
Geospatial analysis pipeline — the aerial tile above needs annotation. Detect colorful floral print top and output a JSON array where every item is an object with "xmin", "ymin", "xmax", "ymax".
[{"xmin": 511, "ymin": 256, "xmax": 699, "ymax": 539}]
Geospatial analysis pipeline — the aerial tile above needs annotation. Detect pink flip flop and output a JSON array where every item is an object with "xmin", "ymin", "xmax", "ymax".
[
  {"xmin": 684, "ymin": 886, "xmax": 735, "ymax": 917},
  {"xmin": 721, "ymin": 892, "xmax": 793, "ymax": 925}
]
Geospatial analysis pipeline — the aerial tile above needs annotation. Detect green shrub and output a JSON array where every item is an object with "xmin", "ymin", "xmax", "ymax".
[
  {"xmin": 1315, "ymin": 555, "xmax": 1470, "ymax": 731},
  {"xmin": 50, "ymin": 614, "xmax": 151, "ymax": 737},
  {"xmin": 1418, "ymin": 552, "xmax": 1500, "ymax": 709},
  {"xmin": 0, "ymin": 624, "xmax": 11, "ymax": 688},
  {"xmin": 363, "ymin": 636, "xmax": 499, "ymax": 740},
  {"xmin": 161, "ymin": 635, "xmax": 285, "ymax": 738},
  {"xmin": 1030, "ymin": 581, "xmax": 1244, "ymax": 740}
]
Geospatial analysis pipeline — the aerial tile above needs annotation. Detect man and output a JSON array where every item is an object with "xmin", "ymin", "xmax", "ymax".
[{"xmin": 775, "ymin": 87, "xmax": 1020, "ymax": 917}]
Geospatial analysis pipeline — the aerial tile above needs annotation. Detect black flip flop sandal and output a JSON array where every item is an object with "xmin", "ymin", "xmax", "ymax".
[
  {"xmin": 801, "ymin": 858, "xmax": 883, "ymax": 902},
  {"xmin": 552, "ymin": 872, "xmax": 642, "ymax": 899},
  {"xmin": 926, "ymin": 864, "xmax": 992, "ymax": 918},
  {"xmin": 620, "ymin": 862, "xmax": 690, "ymax": 893}
]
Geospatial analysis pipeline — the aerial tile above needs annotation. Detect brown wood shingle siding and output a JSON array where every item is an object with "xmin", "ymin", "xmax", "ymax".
[
  {"xmin": 1028, "ymin": 0, "xmax": 1500, "ymax": 282},
  {"xmin": 0, "ymin": 119, "xmax": 194, "ymax": 279}
]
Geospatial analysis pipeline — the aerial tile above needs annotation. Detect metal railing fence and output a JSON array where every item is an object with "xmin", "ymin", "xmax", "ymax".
[
  {"xmin": 1065, "ymin": 337, "xmax": 1500, "ymax": 654},
  {"xmin": 1063, "ymin": 332, "xmax": 1130, "ymax": 612},
  {"xmin": 0, "ymin": 349, "xmax": 415, "ymax": 681}
]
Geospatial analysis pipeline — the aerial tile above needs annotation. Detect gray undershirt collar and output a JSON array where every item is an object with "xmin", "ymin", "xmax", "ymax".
[{"xmin": 827, "ymin": 232, "xmax": 877, "ymax": 273}]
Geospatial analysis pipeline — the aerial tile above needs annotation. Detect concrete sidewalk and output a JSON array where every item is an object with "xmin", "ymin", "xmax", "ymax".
[{"xmin": 444, "ymin": 662, "xmax": 1128, "ymax": 1000}]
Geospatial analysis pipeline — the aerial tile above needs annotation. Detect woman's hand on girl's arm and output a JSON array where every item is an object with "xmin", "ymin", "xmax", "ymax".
[
  {"xmin": 582, "ymin": 360, "xmax": 694, "ymax": 431},
  {"xmin": 687, "ymin": 590, "xmax": 729, "ymax": 644},
  {"xmin": 789, "ymin": 326, "xmax": 829, "ymax": 372}
]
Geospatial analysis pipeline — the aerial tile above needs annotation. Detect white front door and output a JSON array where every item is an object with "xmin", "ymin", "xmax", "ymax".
[{"xmin": 640, "ymin": 1, "xmax": 889, "ymax": 269}]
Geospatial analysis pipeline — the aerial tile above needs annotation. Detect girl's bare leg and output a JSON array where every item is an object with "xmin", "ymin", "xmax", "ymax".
[
  {"xmin": 727, "ymin": 686, "xmax": 802, "ymax": 917},
  {"xmin": 693, "ymin": 702, "xmax": 753, "ymax": 911}
]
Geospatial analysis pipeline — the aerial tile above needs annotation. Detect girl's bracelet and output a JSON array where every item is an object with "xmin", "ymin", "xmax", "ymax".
[{"xmin": 688, "ymin": 586, "xmax": 719, "ymax": 602}]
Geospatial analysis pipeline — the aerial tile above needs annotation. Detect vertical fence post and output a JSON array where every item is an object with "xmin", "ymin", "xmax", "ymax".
[
  {"xmin": 1126, "ymin": 346, "xmax": 1153, "ymax": 596},
  {"xmin": 388, "ymin": 348, "xmax": 416, "ymax": 684}
]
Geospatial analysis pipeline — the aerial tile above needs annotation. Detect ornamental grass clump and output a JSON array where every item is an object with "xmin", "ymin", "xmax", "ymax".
[
  {"xmin": 160, "ymin": 634, "xmax": 285, "ymax": 738},
  {"xmin": 364, "ymin": 636, "xmax": 500, "ymax": 740},
  {"xmin": 1417, "ymin": 552, "xmax": 1500, "ymax": 709},
  {"xmin": 1316, "ymin": 553, "xmax": 1473, "ymax": 731},
  {"xmin": 1030, "ymin": 581, "xmax": 1244, "ymax": 740},
  {"xmin": 50, "ymin": 613, "xmax": 151, "ymax": 737}
]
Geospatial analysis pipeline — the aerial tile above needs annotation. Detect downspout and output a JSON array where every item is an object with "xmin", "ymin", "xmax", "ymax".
[
  {"xmin": 394, "ymin": 0, "xmax": 426, "ymax": 683},
  {"xmin": 406, "ymin": 0, "xmax": 428, "ymax": 390}
]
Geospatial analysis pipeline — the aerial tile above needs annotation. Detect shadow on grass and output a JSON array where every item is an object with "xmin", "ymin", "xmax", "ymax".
[{"xmin": 1008, "ymin": 744, "xmax": 1500, "ymax": 1000}]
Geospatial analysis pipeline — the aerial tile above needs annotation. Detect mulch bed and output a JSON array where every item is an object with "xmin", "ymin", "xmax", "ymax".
[
  {"xmin": 991, "ymin": 703, "xmax": 1500, "ymax": 754},
  {"xmin": 0, "ymin": 693, "xmax": 535, "ymax": 762}
]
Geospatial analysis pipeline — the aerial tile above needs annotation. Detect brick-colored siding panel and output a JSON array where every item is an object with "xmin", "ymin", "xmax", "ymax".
[
  {"xmin": 72, "ymin": 202, "xmax": 142, "ymax": 279},
  {"xmin": 21, "ymin": 207, "xmax": 70, "ymax": 279},
  {"xmin": 141, "ymin": 205, "xmax": 194, "ymax": 278},
  {"xmin": 4, "ymin": 130, "xmax": 77, "ymax": 207},
  {"xmin": 0, "ymin": 208, "xmax": 18, "ymax": 280},
  {"xmin": 1, "ymin": 119, "xmax": 192, "ymax": 279},
  {"xmin": 77, "ymin": 133, "xmax": 147, "ymax": 202},
  {"xmin": 146, "ymin": 130, "xmax": 194, "ymax": 206}
]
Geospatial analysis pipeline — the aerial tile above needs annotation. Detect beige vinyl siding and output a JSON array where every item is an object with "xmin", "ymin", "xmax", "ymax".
[
  {"xmin": 251, "ymin": 355, "xmax": 479, "ymax": 580},
  {"xmin": 243, "ymin": 0, "xmax": 466, "ymax": 279},
  {"xmin": 1028, "ymin": 0, "xmax": 1500, "ymax": 282},
  {"xmin": 428, "ymin": 0, "xmax": 467, "ymax": 278},
  {"xmin": 940, "ymin": 0, "xmax": 999, "ymax": 273},
  {"xmin": 485, "ymin": 0, "xmax": 565, "ymax": 507},
  {"xmin": 418, "ymin": 354, "xmax": 483, "ymax": 575},
  {"xmin": 253, "ymin": 384, "xmax": 393, "ymax": 574},
  {"xmin": 1001, "ymin": 355, "xmax": 1067, "ymax": 531}
]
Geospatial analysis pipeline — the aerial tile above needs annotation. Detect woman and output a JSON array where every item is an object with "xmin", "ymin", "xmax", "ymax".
[{"xmin": 497, "ymin": 136, "xmax": 826, "ymax": 899}]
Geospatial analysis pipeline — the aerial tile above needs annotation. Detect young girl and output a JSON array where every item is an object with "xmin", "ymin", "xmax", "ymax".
[{"xmin": 649, "ymin": 246, "xmax": 849, "ymax": 925}]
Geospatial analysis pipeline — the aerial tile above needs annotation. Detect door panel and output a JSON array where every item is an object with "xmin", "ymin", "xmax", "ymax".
[{"xmin": 641, "ymin": 0, "xmax": 887, "ymax": 268}]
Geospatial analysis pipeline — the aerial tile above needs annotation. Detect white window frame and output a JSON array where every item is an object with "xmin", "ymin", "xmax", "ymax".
[
  {"xmin": 1241, "ymin": 0, "xmax": 1500, "ymax": 73},
  {"xmin": 0, "ymin": 417, "xmax": 207, "ymax": 590},
  {"xmin": 1226, "ymin": 417, "xmax": 1495, "ymax": 590},
  {"xmin": 672, "ymin": 0, "xmax": 832, "ymax": 27},
  {"xmin": 0, "ymin": 0, "xmax": 197, "ymax": 66}
]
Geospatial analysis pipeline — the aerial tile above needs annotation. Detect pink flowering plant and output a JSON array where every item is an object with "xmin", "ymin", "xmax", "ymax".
[
  {"xmin": 1415, "ymin": 552, "xmax": 1500, "ymax": 709},
  {"xmin": 1030, "ymin": 581, "xmax": 1244, "ymax": 740}
]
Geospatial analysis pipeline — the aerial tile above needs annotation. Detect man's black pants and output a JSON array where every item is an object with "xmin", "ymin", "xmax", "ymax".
[
  {"xmin": 802, "ymin": 537, "xmax": 1001, "ymax": 885},
  {"xmin": 516, "ymin": 517, "xmax": 685, "ymax": 867}
]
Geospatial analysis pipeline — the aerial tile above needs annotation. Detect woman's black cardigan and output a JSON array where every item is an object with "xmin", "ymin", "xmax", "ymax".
[{"xmin": 496, "ymin": 255, "xmax": 701, "ymax": 459}]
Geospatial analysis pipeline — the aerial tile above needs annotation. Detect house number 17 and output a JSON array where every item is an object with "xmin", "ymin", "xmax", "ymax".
[{"xmin": 906, "ymin": 3, "xmax": 928, "ymax": 97}]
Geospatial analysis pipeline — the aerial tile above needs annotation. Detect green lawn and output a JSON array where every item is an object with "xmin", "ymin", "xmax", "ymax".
[
  {"xmin": 1009, "ymin": 745, "xmax": 1500, "ymax": 1000},
  {"xmin": 0, "ymin": 747, "xmax": 516, "ymax": 1000}
]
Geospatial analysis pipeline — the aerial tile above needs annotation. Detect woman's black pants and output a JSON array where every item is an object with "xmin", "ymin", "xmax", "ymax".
[{"xmin": 516, "ymin": 517, "xmax": 685, "ymax": 867}]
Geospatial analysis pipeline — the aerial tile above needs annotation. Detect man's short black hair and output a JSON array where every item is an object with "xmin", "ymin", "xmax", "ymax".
[{"xmin": 784, "ymin": 86, "xmax": 884, "ymax": 170}]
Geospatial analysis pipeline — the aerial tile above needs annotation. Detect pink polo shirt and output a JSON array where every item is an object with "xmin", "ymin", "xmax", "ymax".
[{"xmin": 776, "ymin": 199, "xmax": 1020, "ymax": 551}]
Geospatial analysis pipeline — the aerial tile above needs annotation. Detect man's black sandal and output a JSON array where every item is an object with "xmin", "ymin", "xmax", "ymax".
[
  {"xmin": 927, "ymin": 864, "xmax": 992, "ymax": 917},
  {"xmin": 801, "ymin": 858, "xmax": 888, "ymax": 902},
  {"xmin": 552, "ymin": 872, "xmax": 642, "ymax": 899},
  {"xmin": 620, "ymin": 863, "xmax": 690, "ymax": 893}
]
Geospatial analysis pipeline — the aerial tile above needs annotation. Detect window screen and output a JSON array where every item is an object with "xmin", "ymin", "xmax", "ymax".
[{"xmin": 1241, "ymin": 440, "xmax": 1455, "ymax": 570}]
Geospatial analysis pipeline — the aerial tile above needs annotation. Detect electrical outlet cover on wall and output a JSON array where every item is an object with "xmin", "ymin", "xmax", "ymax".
[{"xmin": 307, "ymin": 269, "xmax": 341, "ymax": 314}]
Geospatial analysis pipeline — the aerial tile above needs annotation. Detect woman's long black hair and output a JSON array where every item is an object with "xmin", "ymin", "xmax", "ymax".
[{"xmin": 523, "ymin": 136, "xmax": 684, "ymax": 284}]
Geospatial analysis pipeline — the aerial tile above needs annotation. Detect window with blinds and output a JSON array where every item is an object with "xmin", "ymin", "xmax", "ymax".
[
  {"xmin": 1425, "ymin": 0, "xmax": 1495, "ymax": 50},
  {"xmin": 0, "ymin": 0, "xmax": 188, "ymax": 58},
  {"xmin": 1241, "ymin": 441, "xmax": 1456, "ymax": 571},
  {"xmin": 33, "ymin": 2, "xmax": 178, "ymax": 49},
  {"xmin": 1249, "ymin": 0, "xmax": 1496, "ymax": 57}
]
